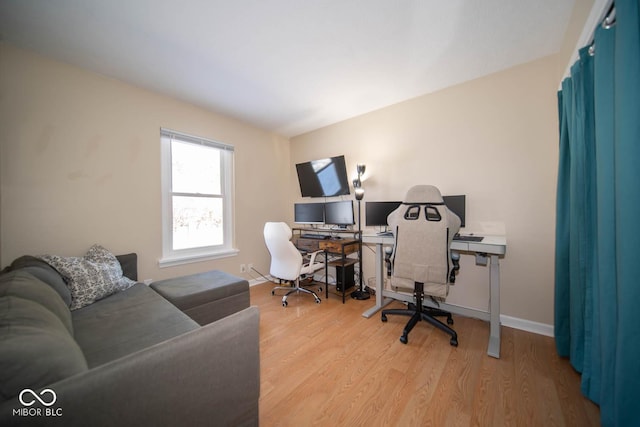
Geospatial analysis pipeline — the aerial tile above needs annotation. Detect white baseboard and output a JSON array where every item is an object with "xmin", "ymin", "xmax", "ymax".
[
  {"xmin": 248, "ymin": 279, "xmax": 265, "ymax": 287},
  {"xmin": 438, "ymin": 303, "xmax": 555, "ymax": 338},
  {"xmin": 500, "ymin": 314, "xmax": 554, "ymax": 337}
]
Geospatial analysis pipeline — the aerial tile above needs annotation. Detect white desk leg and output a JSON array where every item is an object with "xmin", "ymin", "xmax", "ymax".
[
  {"xmin": 488, "ymin": 254, "xmax": 501, "ymax": 358},
  {"xmin": 362, "ymin": 243, "xmax": 385, "ymax": 318}
]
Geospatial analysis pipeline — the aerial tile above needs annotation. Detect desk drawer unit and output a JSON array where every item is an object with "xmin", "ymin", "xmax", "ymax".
[
  {"xmin": 293, "ymin": 238, "xmax": 321, "ymax": 252},
  {"xmin": 319, "ymin": 239, "xmax": 358, "ymax": 254}
]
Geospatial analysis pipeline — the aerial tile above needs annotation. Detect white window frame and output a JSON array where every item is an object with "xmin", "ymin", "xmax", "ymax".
[{"xmin": 159, "ymin": 128, "xmax": 238, "ymax": 267}]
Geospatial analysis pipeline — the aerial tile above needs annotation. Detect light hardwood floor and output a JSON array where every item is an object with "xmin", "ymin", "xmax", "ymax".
[{"xmin": 251, "ymin": 282, "xmax": 600, "ymax": 427}]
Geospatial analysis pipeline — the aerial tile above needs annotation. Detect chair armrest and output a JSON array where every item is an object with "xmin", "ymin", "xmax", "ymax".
[
  {"xmin": 0, "ymin": 307, "xmax": 260, "ymax": 427},
  {"xmin": 305, "ymin": 249, "xmax": 324, "ymax": 267},
  {"xmin": 449, "ymin": 250, "xmax": 460, "ymax": 283}
]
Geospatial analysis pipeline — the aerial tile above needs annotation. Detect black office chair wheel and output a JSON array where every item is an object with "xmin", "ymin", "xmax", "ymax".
[
  {"xmin": 381, "ymin": 313, "xmax": 388, "ymax": 322},
  {"xmin": 400, "ymin": 335, "xmax": 408, "ymax": 344},
  {"xmin": 318, "ymin": 287, "xmax": 323, "ymax": 292},
  {"xmin": 447, "ymin": 316, "xmax": 454, "ymax": 325},
  {"xmin": 315, "ymin": 298, "xmax": 321, "ymax": 304},
  {"xmin": 282, "ymin": 300, "xmax": 288, "ymax": 307},
  {"xmin": 450, "ymin": 338, "xmax": 458, "ymax": 346}
]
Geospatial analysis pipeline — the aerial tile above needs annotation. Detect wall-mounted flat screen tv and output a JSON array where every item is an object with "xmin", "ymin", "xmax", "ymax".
[{"xmin": 295, "ymin": 155, "xmax": 350, "ymax": 197}]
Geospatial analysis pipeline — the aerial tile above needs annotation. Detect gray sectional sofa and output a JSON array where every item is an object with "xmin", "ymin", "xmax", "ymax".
[{"xmin": 0, "ymin": 254, "xmax": 260, "ymax": 426}]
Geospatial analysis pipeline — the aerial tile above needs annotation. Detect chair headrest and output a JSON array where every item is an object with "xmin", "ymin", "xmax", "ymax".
[
  {"xmin": 264, "ymin": 222, "xmax": 293, "ymax": 240},
  {"xmin": 402, "ymin": 185, "xmax": 444, "ymax": 204}
]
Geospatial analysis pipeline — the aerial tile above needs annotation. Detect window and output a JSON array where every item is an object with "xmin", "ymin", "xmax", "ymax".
[{"xmin": 160, "ymin": 128, "xmax": 237, "ymax": 266}]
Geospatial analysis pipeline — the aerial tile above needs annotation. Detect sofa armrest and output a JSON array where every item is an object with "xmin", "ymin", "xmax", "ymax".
[
  {"xmin": 0, "ymin": 306, "xmax": 260, "ymax": 427},
  {"xmin": 115, "ymin": 253, "xmax": 138, "ymax": 282}
]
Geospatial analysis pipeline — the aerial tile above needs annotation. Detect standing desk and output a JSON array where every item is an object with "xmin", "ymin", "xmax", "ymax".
[{"xmin": 361, "ymin": 233, "xmax": 507, "ymax": 358}]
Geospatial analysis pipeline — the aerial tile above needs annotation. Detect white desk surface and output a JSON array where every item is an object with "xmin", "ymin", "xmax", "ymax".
[{"xmin": 362, "ymin": 233, "xmax": 506, "ymax": 255}]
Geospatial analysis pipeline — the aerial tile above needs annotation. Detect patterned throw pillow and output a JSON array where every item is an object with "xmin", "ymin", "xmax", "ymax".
[{"xmin": 40, "ymin": 245, "xmax": 136, "ymax": 310}]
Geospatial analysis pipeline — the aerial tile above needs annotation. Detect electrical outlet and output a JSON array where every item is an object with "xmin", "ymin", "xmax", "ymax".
[
  {"xmin": 247, "ymin": 263, "xmax": 253, "ymax": 272},
  {"xmin": 240, "ymin": 264, "xmax": 247, "ymax": 273}
]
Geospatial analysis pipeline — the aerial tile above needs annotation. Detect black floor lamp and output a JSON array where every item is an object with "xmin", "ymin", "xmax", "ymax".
[{"xmin": 351, "ymin": 164, "xmax": 370, "ymax": 300}]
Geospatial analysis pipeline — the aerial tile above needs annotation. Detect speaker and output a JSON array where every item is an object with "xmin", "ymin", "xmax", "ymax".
[{"xmin": 335, "ymin": 263, "xmax": 355, "ymax": 291}]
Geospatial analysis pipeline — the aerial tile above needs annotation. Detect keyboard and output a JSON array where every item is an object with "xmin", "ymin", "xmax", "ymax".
[
  {"xmin": 453, "ymin": 234, "xmax": 484, "ymax": 242},
  {"xmin": 300, "ymin": 234, "xmax": 329, "ymax": 240}
]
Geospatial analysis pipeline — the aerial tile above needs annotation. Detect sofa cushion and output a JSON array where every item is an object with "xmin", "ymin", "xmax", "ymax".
[
  {"xmin": 151, "ymin": 270, "xmax": 249, "ymax": 312},
  {"xmin": 40, "ymin": 245, "xmax": 136, "ymax": 310},
  {"xmin": 115, "ymin": 253, "xmax": 138, "ymax": 281},
  {"xmin": 7, "ymin": 255, "xmax": 72, "ymax": 306},
  {"xmin": 0, "ymin": 271, "xmax": 73, "ymax": 334},
  {"xmin": 0, "ymin": 296, "xmax": 88, "ymax": 402},
  {"xmin": 151, "ymin": 270, "xmax": 250, "ymax": 325},
  {"xmin": 72, "ymin": 283, "xmax": 199, "ymax": 367}
]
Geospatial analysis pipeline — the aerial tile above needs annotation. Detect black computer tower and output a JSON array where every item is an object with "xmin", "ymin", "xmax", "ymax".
[{"xmin": 335, "ymin": 263, "xmax": 355, "ymax": 291}]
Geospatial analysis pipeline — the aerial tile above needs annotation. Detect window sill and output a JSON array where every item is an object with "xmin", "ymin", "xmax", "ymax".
[{"xmin": 158, "ymin": 248, "xmax": 239, "ymax": 268}]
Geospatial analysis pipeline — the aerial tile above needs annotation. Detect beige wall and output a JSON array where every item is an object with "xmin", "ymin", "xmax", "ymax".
[
  {"xmin": 291, "ymin": 54, "xmax": 561, "ymax": 326},
  {"xmin": 0, "ymin": 43, "xmax": 291, "ymax": 282}
]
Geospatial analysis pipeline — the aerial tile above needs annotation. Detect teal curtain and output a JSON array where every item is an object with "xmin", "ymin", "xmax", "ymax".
[{"xmin": 555, "ymin": 1, "xmax": 640, "ymax": 425}]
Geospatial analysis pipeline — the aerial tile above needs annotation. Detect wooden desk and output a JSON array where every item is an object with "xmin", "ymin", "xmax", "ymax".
[
  {"xmin": 321, "ymin": 238, "xmax": 360, "ymax": 303},
  {"xmin": 291, "ymin": 228, "xmax": 362, "ymax": 304}
]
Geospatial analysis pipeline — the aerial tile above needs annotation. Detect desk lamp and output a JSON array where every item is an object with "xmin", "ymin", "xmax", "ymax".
[{"xmin": 351, "ymin": 164, "xmax": 370, "ymax": 300}]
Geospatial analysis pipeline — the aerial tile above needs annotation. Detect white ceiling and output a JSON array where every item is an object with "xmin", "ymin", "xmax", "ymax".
[{"xmin": 0, "ymin": 0, "xmax": 576, "ymax": 137}]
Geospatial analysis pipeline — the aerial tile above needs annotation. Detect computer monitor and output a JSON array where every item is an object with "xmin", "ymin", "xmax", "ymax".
[
  {"xmin": 324, "ymin": 200, "xmax": 355, "ymax": 226},
  {"xmin": 442, "ymin": 195, "xmax": 466, "ymax": 227},
  {"xmin": 365, "ymin": 201, "xmax": 402, "ymax": 227},
  {"xmin": 294, "ymin": 202, "xmax": 325, "ymax": 224}
]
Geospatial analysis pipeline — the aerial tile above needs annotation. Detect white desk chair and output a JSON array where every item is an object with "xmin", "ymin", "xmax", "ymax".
[{"xmin": 263, "ymin": 222, "xmax": 324, "ymax": 306}]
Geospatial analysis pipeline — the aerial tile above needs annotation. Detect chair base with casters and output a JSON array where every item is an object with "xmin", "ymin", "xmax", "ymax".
[
  {"xmin": 272, "ymin": 276, "xmax": 322, "ymax": 307},
  {"xmin": 381, "ymin": 282, "xmax": 458, "ymax": 346}
]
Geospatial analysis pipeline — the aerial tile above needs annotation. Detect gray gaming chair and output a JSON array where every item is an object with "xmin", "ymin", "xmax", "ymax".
[{"xmin": 381, "ymin": 185, "xmax": 461, "ymax": 346}]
